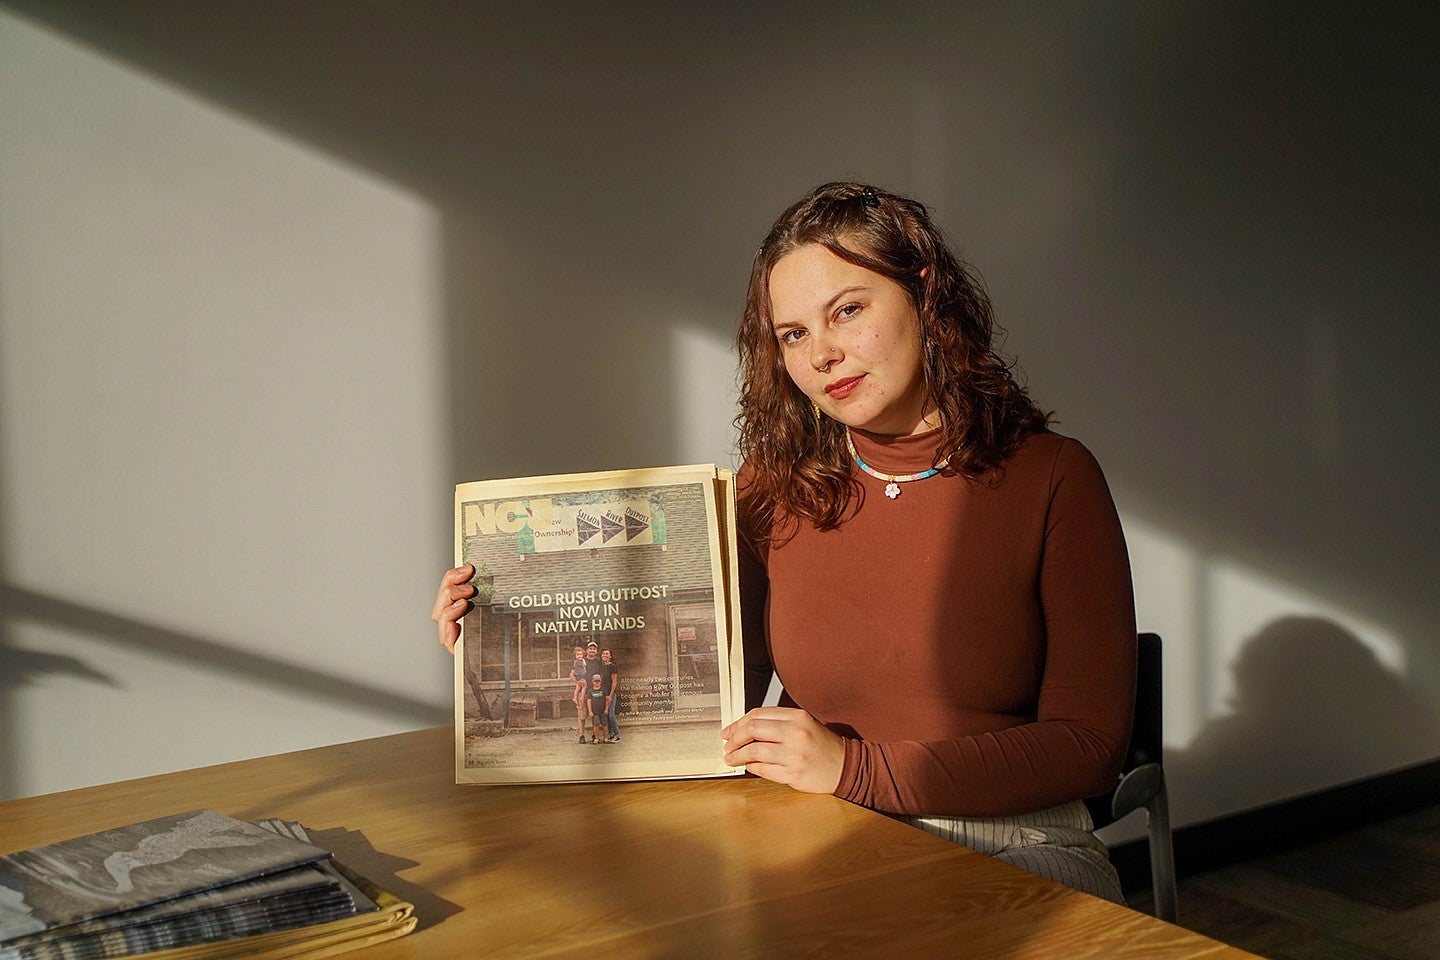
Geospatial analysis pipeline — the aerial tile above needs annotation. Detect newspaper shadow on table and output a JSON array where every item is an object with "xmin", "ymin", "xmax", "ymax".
[{"xmin": 307, "ymin": 827, "xmax": 461, "ymax": 933}]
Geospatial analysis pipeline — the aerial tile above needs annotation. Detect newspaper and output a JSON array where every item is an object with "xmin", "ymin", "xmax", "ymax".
[
  {"xmin": 0, "ymin": 814, "xmax": 410, "ymax": 960},
  {"xmin": 454, "ymin": 464, "xmax": 745, "ymax": 784}
]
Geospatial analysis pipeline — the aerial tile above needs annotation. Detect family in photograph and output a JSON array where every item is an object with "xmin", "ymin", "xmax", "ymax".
[{"xmin": 572, "ymin": 641, "xmax": 621, "ymax": 744}]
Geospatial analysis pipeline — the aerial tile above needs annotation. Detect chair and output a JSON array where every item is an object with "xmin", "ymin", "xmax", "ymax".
[{"xmin": 1086, "ymin": 632, "xmax": 1178, "ymax": 923}]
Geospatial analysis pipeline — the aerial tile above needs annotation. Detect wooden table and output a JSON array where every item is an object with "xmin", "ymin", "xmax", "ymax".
[{"xmin": 0, "ymin": 728, "xmax": 1256, "ymax": 959}]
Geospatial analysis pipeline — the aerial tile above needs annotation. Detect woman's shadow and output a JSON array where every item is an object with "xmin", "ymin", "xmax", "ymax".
[{"xmin": 1167, "ymin": 615, "xmax": 1440, "ymax": 825}]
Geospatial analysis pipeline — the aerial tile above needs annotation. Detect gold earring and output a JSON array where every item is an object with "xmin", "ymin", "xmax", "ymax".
[{"xmin": 811, "ymin": 401, "xmax": 822, "ymax": 423}]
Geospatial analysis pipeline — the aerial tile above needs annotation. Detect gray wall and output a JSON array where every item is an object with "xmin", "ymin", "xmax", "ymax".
[{"xmin": 1, "ymin": 1, "xmax": 1435, "ymax": 834}]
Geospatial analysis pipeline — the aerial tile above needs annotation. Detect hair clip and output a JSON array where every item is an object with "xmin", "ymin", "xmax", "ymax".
[{"xmin": 861, "ymin": 186, "xmax": 879, "ymax": 208}]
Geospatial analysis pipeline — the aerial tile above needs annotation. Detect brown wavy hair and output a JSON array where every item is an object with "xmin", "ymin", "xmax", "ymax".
[{"xmin": 736, "ymin": 181, "xmax": 1052, "ymax": 538}]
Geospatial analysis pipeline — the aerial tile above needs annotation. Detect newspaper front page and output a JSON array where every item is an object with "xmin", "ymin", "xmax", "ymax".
[{"xmin": 454, "ymin": 464, "xmax": 744, "ymax": 784}]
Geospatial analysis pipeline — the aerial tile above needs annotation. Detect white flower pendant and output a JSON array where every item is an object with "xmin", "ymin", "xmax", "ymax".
[{"xmin": 885, "ymin": 482, "xmax": 901, "ymax": 499}]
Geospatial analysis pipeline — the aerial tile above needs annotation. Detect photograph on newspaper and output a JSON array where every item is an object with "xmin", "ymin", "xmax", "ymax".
[{"xmin": 453, "ymin": 463, "xmax": 744, "ymax": 784}]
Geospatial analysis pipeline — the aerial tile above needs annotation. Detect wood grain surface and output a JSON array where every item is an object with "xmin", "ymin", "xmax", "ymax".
[{"xmin": 0, "ymin": 728, "xmax": 1259, "ymax": 959}]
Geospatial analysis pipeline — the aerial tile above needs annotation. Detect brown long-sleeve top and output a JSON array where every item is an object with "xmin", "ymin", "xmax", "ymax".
[{"xmin": 737, "ymin": 428, "xmax": 1137, "ymax": 819}]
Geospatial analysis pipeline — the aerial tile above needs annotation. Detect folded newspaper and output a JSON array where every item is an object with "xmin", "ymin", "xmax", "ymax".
[{"xmin": 0, "ymin": 811, "xmax": 415, "ymax": 960}]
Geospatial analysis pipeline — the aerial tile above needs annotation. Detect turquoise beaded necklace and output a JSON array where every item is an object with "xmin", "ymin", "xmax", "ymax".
[{"xmin": 844, "ymin": 429, "xmax": 950, "ymax": 500}]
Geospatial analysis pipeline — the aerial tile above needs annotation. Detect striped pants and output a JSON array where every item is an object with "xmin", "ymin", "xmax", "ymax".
[{"xmin": 899, "ymin": 799, "xmax": 1126, "ymax": 904}]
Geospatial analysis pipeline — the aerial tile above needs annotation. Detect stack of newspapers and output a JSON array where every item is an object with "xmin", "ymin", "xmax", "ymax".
[{"xmin": 0, "ymin": 810, "xmax": 415, "ymax": 960}]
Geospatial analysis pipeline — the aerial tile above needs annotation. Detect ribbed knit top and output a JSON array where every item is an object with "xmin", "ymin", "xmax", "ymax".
[{"xmin": 737, "ymin": 427, "xmax": 1137, "ymax": 818}]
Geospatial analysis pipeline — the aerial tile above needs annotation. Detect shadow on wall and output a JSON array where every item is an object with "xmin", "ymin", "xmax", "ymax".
[
  {"xmin": 1166, "ymin": 616, "xmax": 1440, "ymax": 823},
  {"xmin": 0, "ymin": 584, "xmax": 448, "ymax": 729},
  {"xmin": 0, "ymin": 579, "xmax": 449, "ymax": 797},
  {"xmin": 0, "ymin": 633, "xmax": 118, "ymax": 796},
  {"xmin": 0, "ymin": 644, "xmax": 116, "ymax": 689}
]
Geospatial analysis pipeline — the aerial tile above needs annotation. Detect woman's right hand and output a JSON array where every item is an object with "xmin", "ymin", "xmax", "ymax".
[{"xmin": 431, "ymin": 564, "xmax": 475, "ymax": 654}]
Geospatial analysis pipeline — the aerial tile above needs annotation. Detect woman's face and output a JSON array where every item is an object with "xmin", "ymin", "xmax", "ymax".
[{"xmin": 768, "ymin": 243, "xmax": 931, "ymax": 436}]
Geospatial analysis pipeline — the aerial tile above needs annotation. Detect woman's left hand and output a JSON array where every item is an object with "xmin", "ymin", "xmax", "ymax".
[{"xmin": 720, "ymin": 707, "xmax": 846, "ymax": 795}]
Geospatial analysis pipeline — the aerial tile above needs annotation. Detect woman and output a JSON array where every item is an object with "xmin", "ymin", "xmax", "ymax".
[
  {"xmin": 434, "ymin": 182, "xmax": 1135, "ymax": 901},
  {"xmin": 718, "ymin": 182, "xmax": 1135, "ymax": 901}
]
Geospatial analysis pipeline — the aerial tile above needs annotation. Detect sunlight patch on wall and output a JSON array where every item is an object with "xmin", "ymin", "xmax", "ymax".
[
  {"xmin": 1207, "ymin": 557, "xmax": 1405, "ymax": 698},
  {"xmin": 670, "ymin": 325, "xmax": 739, "ymax": 470},
  {"xmin": 1125, "ymin": 510, "xmax": 1406, "ymax": 751},
  {"xmin": 1124, "ymin": 513, "xmax": 1204, "ymax": 745},
  {"xmin": 0, "ymin": 9, "xmax": 448, "ymax": 798}
]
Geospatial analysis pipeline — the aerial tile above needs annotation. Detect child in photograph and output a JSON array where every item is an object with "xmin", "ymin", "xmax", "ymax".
[{"xmin": 587, "ymin": 674, "xmax": 608, "ymax": 744}]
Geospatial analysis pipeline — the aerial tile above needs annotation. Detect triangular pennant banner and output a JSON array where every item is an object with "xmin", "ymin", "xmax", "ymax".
[
  {"xmin": 576, "ymin": 510, "xmax": 600, "ymax": 544},
  {"xmin": 624, "ymin": 507, "xmax": 650, "ymax": 541}
]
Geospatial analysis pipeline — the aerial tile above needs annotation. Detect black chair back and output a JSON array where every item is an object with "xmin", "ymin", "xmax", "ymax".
[{"xmin": 1087, "ymin": 632, "xmax": 1162, "ymax": 829}]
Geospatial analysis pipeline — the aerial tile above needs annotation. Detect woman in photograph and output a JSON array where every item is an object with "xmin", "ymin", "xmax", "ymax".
[{"xmin": 433, "ymin": 182, "xmax": 1135, "ymax": 901}]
